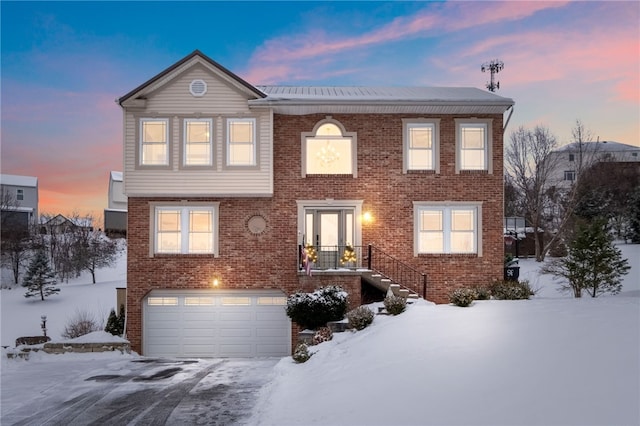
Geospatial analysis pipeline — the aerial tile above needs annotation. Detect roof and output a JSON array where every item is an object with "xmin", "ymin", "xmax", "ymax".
[
  {"xmin": 554, "ymin": 141, "xmax": 639, "ymax": 153},
  {"xmin": 110, "ymin": 171, "xmax": 123, "ymax": 182},
  {"xmin": 119, "ymin": 51, "xmax": 514, "ymax": 115},
  {"xmin": 118, "ymin": 50, "xmax": 265, "ymax": 105},
  {"xmin": 0, "ymin": 174, "xmax": 38, "ymax": 187}
]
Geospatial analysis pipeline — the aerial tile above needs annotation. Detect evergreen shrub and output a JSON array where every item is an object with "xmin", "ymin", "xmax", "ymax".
[
  {"xmin": 292, "ymin": 343, "xmax": 312, "ymax": 363},
  {"xmin": 383, "ymin": 294, "xmax": 406, "ymax": 315},
  {"xmin": 286, "ymin": 285, "xmax": 348, "ymax": 329},
  {"xmin": 449, "ymin": 288, "xmax": 477, "ymax": 307},
  {"xmin": 490, "ymin": 280, "xmax": 532, "ymax": 300},
  {"xmin": 346, "ymin": 306, "xmax": 374, "ymax": 330}
]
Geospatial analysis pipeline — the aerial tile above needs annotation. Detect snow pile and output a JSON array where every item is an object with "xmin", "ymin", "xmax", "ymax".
[{"xmin": 58, "ymin": 330, "xmax": 129, "ymax": 344}]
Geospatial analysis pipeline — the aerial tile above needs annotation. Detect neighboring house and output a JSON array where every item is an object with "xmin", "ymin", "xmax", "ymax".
[
  {"xmin": 104, "ymin": 171, "xmax": 128, "ymax": 237},
  {"xmin": 0, "ymin": 174, "xmax": 38, "ymax": 232},
  {"xmin": 547, "ymin": 140, "xmax": 640, "ymax": 189},
  {"xmin": 41, "ymin": 214, "xmax": 93, "ymax": 234},
  {"xmin": 118, "ymin": 50, "xmax": 515, "ymax": 357}
]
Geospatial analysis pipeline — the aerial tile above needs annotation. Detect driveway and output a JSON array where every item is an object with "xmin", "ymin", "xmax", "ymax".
[{"xmin": 1, "ymin": 355, "xmax": 280, "ymax": 425}]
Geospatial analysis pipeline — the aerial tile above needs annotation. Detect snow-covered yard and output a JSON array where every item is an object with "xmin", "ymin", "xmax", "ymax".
[{"xmin": 1, "ymin": 244, "xmax": 639, "ymax": 425}]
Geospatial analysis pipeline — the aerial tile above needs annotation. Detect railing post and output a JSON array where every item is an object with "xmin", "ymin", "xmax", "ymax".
[
  {"xmin": 298, "ymin": 244, "xmax": 302, "ymax": 270},
  {"xmin": 367, "ymin": 244, "xmax": 372, "ymax": 270},
  {"xmin": 422, "ymin": 274, "xmax": 427, "ymax": 299}
]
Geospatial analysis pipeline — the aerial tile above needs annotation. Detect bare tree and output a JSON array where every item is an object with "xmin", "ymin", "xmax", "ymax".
[
  {"xmin": 505, "ymin": 125, "xmax": 559, "ymax": 261},
  {"xmin": 0, "ymin": 189, "xmax": 31, "ymax": 285},
  {"xmin": 74, "ymin": 227, "xmax": 120, "ymax": 284}
]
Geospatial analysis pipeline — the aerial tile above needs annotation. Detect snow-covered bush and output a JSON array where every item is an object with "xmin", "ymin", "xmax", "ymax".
[
  {"xmin": 62, "ymin": 309, "xmax": 103, "ymax": 339},
  {"xmin": 490, "ymin": 280, "xmax": 531, "ymax": 300},
  {"xmin": 312, "ymin": 326, "xmax": 333, "ymax": 345},
  {"xmin": 474, "ymin": 286, "xmax": 491, "ymax": 300},
  {"xmin": 449, "ymin": 288, "xmax": 477, "ymax": 307},
  {"xmin": 292, "ymin": 343, "xmax": 312, "ymax": 363},
  {"xmin": 346, "ymin": 305, "xmax": 374, "ymax": 330},
  {"xmin": 286, "ymin": 285, "xmax": 348, "ymax": 329},
  {"xmin": 383, "ymin": 294, "xmax": 406, "ymax": 315}
]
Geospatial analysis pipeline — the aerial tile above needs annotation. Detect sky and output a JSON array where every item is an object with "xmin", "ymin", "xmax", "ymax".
[
  {"xmin": 1, "ymin": 1, "xmax": 639, "ymax": 220},
  {"xmin": 2, "ymin": 245, "xmax": 639, "ymax": 424}
]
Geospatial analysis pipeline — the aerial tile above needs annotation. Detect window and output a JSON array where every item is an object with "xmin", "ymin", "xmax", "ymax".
[
  {"xmin": 455, "ymin": 120, "xmax": 492, "ymax": 172},
  {"xmin": 140, "ymin": 119, "xmax": 169, "ymax": 166},
  {"xmin": 564, "ymin": 170, "xmax": 576, "ymax": 181},
  {"xmin": 414, "ymin": 202, "xmax": 481, "ymax": 255},
  {"xmin": 568, "ymin": 154, "xmax": 575, "ymax": 162},
  {"xmin": 16, "ymin": 189, "xmax": 24, "ymax": 201},
  {"xmin": 147, "ymin": 297, "xmax": 178, "ymax": 306},
  {"xmin": 184, "ymin": 119, "xmax": 212, "ymax": 166},
  {"xmin": 222, "ymin": 297, "xmax": 251, "ymax": 306},
  {"xmin": 185, "ymin": 297, "xmax": 214, "ymax": 306},
  {"xmin": 302, "ymin": 120, "xmax": 357, "ymax": 177},
  {"xmin": 226, "ymin": 118, "xmax": 256, "ymax": 166},
  {"xmin": 154, "ymin": 205, "xmax": 218, "ymax": 255},
  {"xmin": 403, "ymin": 119, "xmax": 440, "ymax": 172}
]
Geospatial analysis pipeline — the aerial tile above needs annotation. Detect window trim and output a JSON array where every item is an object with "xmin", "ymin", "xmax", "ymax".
[
  {"xmin": 149, "ymin": 202, "xmax": 220, "ymax": 257},
  {"xmin": 413, "ymin": 201, "xmax": 483, "ymax": 256},
  {"xmin": 455, "ymin": 119, "xmax": 492, "ymax": 173},
  {"xmin": 301, "ymin": 118, "xmax": 358, "ymax": 178},
  {"xmin": 223, "ymin": 117, "xmax": 259, "ymax": 169},
  {"xmin": 138, "ymin": 118, "xmax": 172, "ymax": 168},
  {"xmin": 402, "ymin": 118, "xmax": 440, "ymax": 173},
  {"xmin": 564, "ymin": 170, "xmax": 576, "ymax": 181},
  {"xmin": 16, "ymin": 189, "xmax": 24, "ymax": 201},
  {"xmin": 180, "ymin": 117, "xmax": 214, "ymax": 169}
]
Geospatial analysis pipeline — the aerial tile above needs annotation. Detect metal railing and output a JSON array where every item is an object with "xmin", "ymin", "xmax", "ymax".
[{"xmin": 297, "ymin": 244, "xmax": 427, "ymax": 298}]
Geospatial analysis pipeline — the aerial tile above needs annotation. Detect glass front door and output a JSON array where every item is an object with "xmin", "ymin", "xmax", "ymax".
[{"xmin": 304, "ymin": 209, "xmax": 354, "ymax": 269}]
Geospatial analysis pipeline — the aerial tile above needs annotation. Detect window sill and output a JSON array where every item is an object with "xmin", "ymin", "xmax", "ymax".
[
  {"xmin": 304, "ymin": 174, "xmax": 355, "ymax": 178},
  {"xmin": 458, "ymin": 170, "xmax": 489, "ymax": 175},
  {"xmin": 406, "ymin": 170, "xmax": 437, "ymax": 175}
]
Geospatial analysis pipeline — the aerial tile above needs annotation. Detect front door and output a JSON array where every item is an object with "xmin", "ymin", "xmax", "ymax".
[{"xmin": 304, "ymin": 209, "xmax": 354, "ymax": 269}]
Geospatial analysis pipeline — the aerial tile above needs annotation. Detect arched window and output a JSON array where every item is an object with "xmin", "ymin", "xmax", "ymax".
[{"xmin": 302, "ymin": 119, "xmax": 356, "ymax": 176}]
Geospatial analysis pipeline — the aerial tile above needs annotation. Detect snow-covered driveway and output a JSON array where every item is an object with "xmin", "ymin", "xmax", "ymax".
[{"xmin": 1, "ymin": 354, "xmax": 279, "ymax": 425}]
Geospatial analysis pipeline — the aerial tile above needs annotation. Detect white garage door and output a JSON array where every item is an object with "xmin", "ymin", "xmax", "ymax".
[{"xmin": 143, "ymin": 289, "xmax": 290, "ymax": 358}]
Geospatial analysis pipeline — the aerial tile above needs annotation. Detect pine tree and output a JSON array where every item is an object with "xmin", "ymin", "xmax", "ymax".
[
  {"xmin": 543, "ymin": 218, "xmax": 630, "ymax": 297},
  {"xmin": 22, "ymin": 250, "xmax": 60, "ymax": 301},
  {"xmin": 104, "ymin": 305, "xmax": 126, "ymax": 336}
]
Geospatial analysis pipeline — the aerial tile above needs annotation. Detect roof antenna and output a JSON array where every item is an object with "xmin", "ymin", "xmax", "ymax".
[{"xmin": 481, "ymin": 59, "xmax": 504, "ymax": 92}]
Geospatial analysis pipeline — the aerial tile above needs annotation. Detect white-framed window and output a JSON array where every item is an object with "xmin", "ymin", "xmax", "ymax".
[
  {"xmin": 226, "ymin": 118, "xmax": 256, "ymax": 166},
  {"xmin": 140, "ymin": 118, "xmax": 169, "ymax": 166},
  {"xmin": 16, "ymin": 189, "xmax": 24, "ymax": 201},
  {"xmin": 153, "ymin": 204, "xmax": 219, "ymax": 255},
  {"xmin": 403, "ymin": 119, "xmax": 440, "ymax": 173},
  {"xmin": 302, "ymin": 119, "xmax": 357, "ymax": 177},
  {"xmin": 183, "ymin": 118, "xmax": 213, "ymax": 166},
  {"xmin": 147, "ymin": 297, "xmax": 179, "ymax": 306},
  {"xmin": 568, "ymin": 154, "xmax": 575, "ymax": 162},
  {"xmin": 413, "ymin": 202, "xmax": 482, "ymax": 255},
  {"xmin": 455, "ymin": 119, "xmax": 492, "ymax": 173},
  {"xmin": 564, "ymin": 170, "xmax": 576, "ymax": 181}
]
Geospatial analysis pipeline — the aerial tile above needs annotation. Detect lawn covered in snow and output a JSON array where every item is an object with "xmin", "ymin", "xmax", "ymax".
[{"xmin": 1, "ymin": 244, "xmax": 639, "ymax": 426}]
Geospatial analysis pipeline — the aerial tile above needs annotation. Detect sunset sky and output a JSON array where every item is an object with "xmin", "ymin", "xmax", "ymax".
[{"xmin": 1, "ymin": 1, "xmax": 638, "ymax": 220}]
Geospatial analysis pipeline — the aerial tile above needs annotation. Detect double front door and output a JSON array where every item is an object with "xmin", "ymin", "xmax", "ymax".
[{"xmin": 304, "ymin": 209, "xmax": 355, "ymax": 269}]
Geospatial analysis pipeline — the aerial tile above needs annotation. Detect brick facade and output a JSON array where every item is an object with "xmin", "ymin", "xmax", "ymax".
[{"xmin": 126, "ymin": 112, "xmax": 505, "ymax": 354}]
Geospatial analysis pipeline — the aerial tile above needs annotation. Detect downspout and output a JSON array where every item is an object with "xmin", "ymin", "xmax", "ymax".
[{"xmin": 503, "ymin": 105, "xmax": 514, "ymax": 133}]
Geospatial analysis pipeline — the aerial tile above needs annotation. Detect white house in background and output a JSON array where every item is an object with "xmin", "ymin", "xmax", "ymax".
[
  {"xmin": 547, "ymin": 140, "xmax": 640, "ymax": 189},
  {"xmin": 104, "ymin": 171, "xmax": 127, "ymax": 236},
  {"xmin": 0, "ymin": 174, "xmax": 39, "ymax": 230}
]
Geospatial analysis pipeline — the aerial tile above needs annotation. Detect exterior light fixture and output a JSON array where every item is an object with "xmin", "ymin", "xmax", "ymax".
[
  {"xmin": 363, "ymin": 211, "xmax": 373, "ymax": 224},
  {"xmin": 212, "ymin": 278, "xmax": 220, "ymax": 287}
]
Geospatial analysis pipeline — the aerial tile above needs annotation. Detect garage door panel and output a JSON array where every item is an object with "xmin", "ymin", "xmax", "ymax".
[{"xmin": 144, "ymin": 290, "xmax": 290, "ymax": 357}]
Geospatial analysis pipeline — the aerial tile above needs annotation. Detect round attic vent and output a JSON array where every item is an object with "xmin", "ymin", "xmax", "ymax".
[{"xmin": 189, "ymin": 79, "xmax": 207, "ymax": 97}]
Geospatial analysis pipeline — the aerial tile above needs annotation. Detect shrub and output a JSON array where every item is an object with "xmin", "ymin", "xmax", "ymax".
[
  {"xmin": 346, "ymin": 306, "xmax": 375, "ymax": 330},
  {"xmin": 490, "ymin": 280, "xmax": 532, "ymax": 300},
  {"xmin": 383, "ymin": 294, "xmax": 406, "ymax": 315},
  {"xmin": 292, "ymin": 343, "xmax": 312, "ymax": 363},
  {"xmin": 449, "ymin": 288, "xmax": 477, "ymax": 307},
  {"xmin": 286, "ymin": 285, "xmax": 349, "ymax": 329},
  {"xmin": 104, "ymin": 305, "xmax": 125, "ymax": 336},
  {"xmin": 62, "ymin": 309, "xmax": 102, "ymax": 339},
  {"xmin": 474, "ymin": 286, "xmax": 491, "ymax": 300},
  {"xmin": 312, "ymin": 327, "xmax": 333, "ymax": 345}
]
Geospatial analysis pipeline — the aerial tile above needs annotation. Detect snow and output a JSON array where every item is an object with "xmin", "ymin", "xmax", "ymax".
[
  {"xmin": 1, "ymin": 244, "xmax": 639, "ymax": 426},
  {"xmin": 61, "ymin": 330, "xmax": 129, "ymax": 344}
]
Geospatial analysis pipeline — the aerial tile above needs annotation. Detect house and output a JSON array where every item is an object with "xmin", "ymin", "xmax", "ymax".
[
  {"xmin": 0, "ymin": 174, "xmax": 38, "ymax": 233},
  {"xmin": 547, "ymin": 140, "xmax": 640, "ymax": 189},
  {"xmin": 40, "ymin": 214, "xmax": 93, "ymax": 235},
  {"xmin": 104, "ymin": 171, "xmax": 128, "ymax": 237},
  {"xmin": 118, "ymin": 50, "xmax": 515, "ymax": 357}
]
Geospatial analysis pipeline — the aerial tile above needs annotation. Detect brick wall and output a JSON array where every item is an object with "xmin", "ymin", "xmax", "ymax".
[{"xmin": 126, "ymin": 112, "xmax": 505, "ymax": 354}]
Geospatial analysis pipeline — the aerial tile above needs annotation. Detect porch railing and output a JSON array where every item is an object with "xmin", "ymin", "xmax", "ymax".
[{"xmin": 298, "ymin": 244, "xmax": 427, "ymax": 298}]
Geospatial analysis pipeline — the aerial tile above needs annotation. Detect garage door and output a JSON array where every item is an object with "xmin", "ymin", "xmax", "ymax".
[{"xmin": 143, "ymin": 289, "xmax": 290, "ymax": 358}]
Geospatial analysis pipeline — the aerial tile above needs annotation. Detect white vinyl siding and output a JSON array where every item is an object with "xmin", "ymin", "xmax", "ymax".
[
  {"xmin": 123, "ymin": 66, "xmax": 273, "ymax": 196},
  {"xmin": 455, "ymin": 119, "xmax": 493, "ymax": 173},
  {"xmin": 403, "ymin": 119, "xmax": 440, "ymax": 173},
  {"xmin": 414, "ymin": 202, "xmax": 482, "ymax": 255}
]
